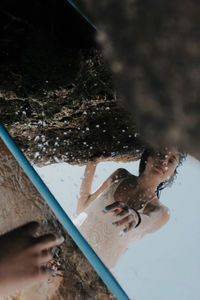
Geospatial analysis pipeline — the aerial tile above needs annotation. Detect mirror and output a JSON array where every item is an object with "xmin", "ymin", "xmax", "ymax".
[
  {"xmin": 35, "ymin": 152, "xmax": 200, "ymax": 300},
  {"xmin": 1, "ymin": 0, "xmax": 200, "ymax": 299}
]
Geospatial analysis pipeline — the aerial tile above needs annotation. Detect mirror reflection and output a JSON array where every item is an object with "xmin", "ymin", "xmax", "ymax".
[
  {"xmin": 74, "ymin": 148, "xmax": 184, "ymax": 269},
  {"xmin": 1, "ymin": 0, "xmax": 200, "ymax": 299},
  {"xmin": 34, "ymin": 148, "xmax": 200, "ymax": 300}
]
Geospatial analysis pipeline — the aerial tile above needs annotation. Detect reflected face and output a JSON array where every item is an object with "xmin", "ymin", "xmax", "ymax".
[{"xmin": 145, "ymin": 147, "xmax": 179, "ymax": 183}]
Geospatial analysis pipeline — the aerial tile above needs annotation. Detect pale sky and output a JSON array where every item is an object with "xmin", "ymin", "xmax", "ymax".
[{"xmin": 35, "ymin": 155, "xmax": 200, "ymax": 300}]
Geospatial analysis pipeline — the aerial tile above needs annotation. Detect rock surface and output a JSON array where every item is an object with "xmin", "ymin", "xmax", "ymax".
[
  {"xmin": 0, "ymin": 47, "xmax": 142, "ymax": 165},
  {"xmin": 0, "ymin": 0, "xmax": 143, "ymax": 165}
]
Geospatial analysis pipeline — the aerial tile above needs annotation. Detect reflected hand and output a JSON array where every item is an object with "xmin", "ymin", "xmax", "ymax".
[
  {"xmin": 103, "ymin": 202, "xmax": 141, "ymax": 233},
  {"xmin": 0, "ymin": 222, "xmax": 64, "ymax": 296}
]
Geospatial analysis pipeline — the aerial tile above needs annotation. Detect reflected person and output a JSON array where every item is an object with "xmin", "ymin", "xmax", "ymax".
[{"xmin": 75, "ymin": 148, "xmax": 185, "ymax": 269}]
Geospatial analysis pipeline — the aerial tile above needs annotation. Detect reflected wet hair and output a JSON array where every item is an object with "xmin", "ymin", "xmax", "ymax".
[{"xmin": 139, "ymin": 148, "xmax": 186, "ymax": 198}]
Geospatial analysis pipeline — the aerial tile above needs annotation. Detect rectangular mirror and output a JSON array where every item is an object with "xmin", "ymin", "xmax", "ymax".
[
  {"xmin": 35, "ymin": 150, "xmax": 200, "ymax": 300},
  {"xmin": 1, "ymin": 0, "xmax": 200, "ymax": 299}
]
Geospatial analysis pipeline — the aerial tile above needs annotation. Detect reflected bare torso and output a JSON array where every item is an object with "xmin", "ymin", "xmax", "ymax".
[{"xmin": 75, "ymin": 175, "xmax": 166, "ymax": 269}]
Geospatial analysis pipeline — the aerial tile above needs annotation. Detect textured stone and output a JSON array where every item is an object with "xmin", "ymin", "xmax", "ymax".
[{"xmin": 0, "ymin": 0, "xmax": 142, "ymax": 165}]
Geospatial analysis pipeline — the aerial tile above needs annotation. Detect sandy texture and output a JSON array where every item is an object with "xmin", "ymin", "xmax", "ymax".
[{"xmin": 0, "ymin": 139, "xmax": 115, "ymax": 299}]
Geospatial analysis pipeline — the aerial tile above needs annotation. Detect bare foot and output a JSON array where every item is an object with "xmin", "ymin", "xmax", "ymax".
[{"xmin": 0, "ymin": 222, "xmax": 64, "ymax": 296}]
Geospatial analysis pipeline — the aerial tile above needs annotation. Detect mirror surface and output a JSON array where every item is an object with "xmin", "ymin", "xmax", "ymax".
[
  {"xmin": 1, "ymin": 0, "xmax": 200, "ymax": 299},
  {"xmin": 35, "ymin": 154, "xmax": 200, "ymax": 300}
]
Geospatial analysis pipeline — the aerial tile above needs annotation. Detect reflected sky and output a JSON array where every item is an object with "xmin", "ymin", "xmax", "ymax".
[{"xmin": 35, "ymin": 156, "xmax": 200, "ymax": 300}]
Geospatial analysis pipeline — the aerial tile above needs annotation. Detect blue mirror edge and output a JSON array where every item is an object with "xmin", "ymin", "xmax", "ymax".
[
  {"xmin": 0, "ymin": 123, "xmax": 130, "ymax": 300},
  {"xmin": 67, "ymin": 0, "xmax": 97, "ymax": 30},
  {"xmin": 66, "ymin": 0, "xmax": 97, "ymax": 30}
]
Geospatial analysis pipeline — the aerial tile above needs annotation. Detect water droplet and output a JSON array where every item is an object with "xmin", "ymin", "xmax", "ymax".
[
  {"xmin": 38, "ymin": 143, "xmax": 43, "ymax": 149},
  {"xmin": 34, "ymin": 152, "xmax": 40, "ymax": 159},
  {"xmin": 54, "ymin": 157, "xmax": 59, "ymax": 163},
  {"xmin": 41, "ymin": 136, "xmax": 46, "ymax": 142}
]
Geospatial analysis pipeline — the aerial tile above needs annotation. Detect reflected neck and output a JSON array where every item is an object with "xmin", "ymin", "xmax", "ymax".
[{"xmin": 136, "ymin": 173, "xmax": 159, "ymax": 199}]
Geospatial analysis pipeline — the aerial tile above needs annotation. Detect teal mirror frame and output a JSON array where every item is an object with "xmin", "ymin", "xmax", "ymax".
[
  {"xmin": 0, "ymin": 123, "xmax": 130, "ymax": 300},
  {"xmin": 66, "ymin": 0, "xmax": 97, "ymax": 30}
]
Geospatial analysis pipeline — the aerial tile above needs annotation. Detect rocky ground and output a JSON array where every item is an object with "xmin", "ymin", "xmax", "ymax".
[
  {"xmin": 0, "ymin": 139, "xmax": 115, "ymax": 300},
  {"xmin": 1, "ymin": 48, "xmax": 142, "ymax": 166},
  {"xmin": 0, "ymin": 0, "xmax": 143, "ymax": 166}
]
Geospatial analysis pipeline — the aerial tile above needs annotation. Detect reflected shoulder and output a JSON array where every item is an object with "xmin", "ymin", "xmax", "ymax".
[{"xmin": 160, "ymin": 205, "xmax": 171, "ymax": 222}]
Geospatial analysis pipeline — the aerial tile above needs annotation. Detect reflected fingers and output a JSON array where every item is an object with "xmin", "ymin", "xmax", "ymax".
[
  {"xmin": 123, "ymin": 221, "xmax": 135, "ymax": 233},
  {"xmin": 112, "ymin": 214, "xmax": 135, "ymax": 227},
  {"xmin": 104, "ymin": 201, "xmax": 127, "ymax": 213}
]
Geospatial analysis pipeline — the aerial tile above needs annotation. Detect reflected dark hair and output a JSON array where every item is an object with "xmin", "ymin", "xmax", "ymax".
[{"xmin": 139, "ymin": 148, "xmax": 186, "ymax": 198}]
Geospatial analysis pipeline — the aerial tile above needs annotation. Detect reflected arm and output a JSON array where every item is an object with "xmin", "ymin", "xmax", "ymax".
[
  {"xmin": 76, "ymin": 162, "xmax": 129, "ymax": 215},
  {"xmin": 140, "ymin": 206, "xmax": 170, "ymax": 236}
]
